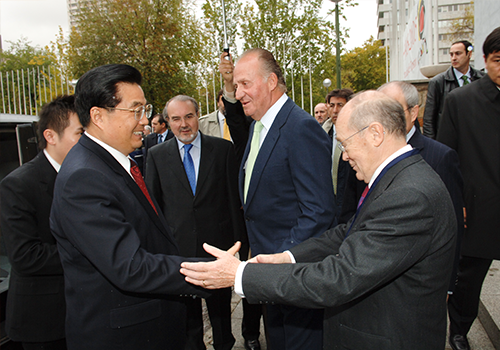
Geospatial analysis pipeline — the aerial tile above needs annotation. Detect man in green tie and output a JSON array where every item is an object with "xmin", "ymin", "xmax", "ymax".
[{"xmin": 423, "ymin": 40, "xmax": 484, "ymax": 139}]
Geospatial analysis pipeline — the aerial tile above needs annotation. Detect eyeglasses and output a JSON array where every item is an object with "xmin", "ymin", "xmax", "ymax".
[
  {"xmin": 106, "ymin": 104, "xmax": 153, "ymax": 121},
  {"xmin": 337, "ymin": 126, "xmax": 368, "ymax": 153}
]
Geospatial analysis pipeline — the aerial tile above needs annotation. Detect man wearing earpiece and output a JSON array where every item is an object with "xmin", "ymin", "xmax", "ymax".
[{"xmin": 423, "ymin": 40, "xmax": 484, "ymax": 139}]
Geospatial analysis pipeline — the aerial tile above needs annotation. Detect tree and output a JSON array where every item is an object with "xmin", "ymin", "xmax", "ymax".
[
  {"xmin": 448, "ymin": 2, "xmax": 474, "ymax": 42},
  {"xmin": 340, "ymin": 37, "xmax": 386, "ymax": 92},
  {"xmin": 68, "ymin": 0, "xmax": 206, "ymax": 112}
]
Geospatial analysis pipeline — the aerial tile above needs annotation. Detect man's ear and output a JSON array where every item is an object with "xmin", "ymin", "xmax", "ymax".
[
  {"xmin": 267, "ymin": 73, "xmax": 279, "ymax": 91},
  {"xmin": 89, "ymin": 106, "xmax": 103, "ymax": 127},
  {"xmin": 43, "ymin": 129, "xmax": 57, "ymax": 146},
  {"xmin": 369, "ymin": 122, "xmax": 385, "ymax": 147}
]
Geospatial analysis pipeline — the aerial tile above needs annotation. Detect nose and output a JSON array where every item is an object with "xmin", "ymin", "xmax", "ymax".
[
  {"xmin": 139, "ymin": 115, "xmax": 148, "ymax": 125},
  {"xmin": 235, "ymin": 88, "xmax": 243, "ymax": 101},
  {"xmin": 342, "ymin": 150, "xmax": 349, "ymax": 161}
]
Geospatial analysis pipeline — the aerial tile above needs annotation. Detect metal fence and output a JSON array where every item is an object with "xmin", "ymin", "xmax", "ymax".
[{"xmin": 0, "ymin": 66, "xmax": 74, "ymax": 116}]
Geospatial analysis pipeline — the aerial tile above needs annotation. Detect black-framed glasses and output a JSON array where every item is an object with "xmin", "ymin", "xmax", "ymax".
[
  {"xmin": 106, "ymin": 104, "xmax": 153, "ymax": 121},
  {"xmin": 337, "ymin": 125, "xmax": 368, "ymax": 153}
]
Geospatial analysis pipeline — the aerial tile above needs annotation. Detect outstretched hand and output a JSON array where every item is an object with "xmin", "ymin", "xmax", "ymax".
[
  {"xmin": 180, "ymin": 242, "xmax": 241, "ymax": 289},
  {"xmin": 249, "ymin": 252, "xmax": 292, "ymax": 264}
]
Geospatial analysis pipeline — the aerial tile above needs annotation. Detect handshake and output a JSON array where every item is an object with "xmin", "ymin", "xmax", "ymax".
[{"xmin": 180, "ymin": 242, "xmax": 292, "ymax": 289}]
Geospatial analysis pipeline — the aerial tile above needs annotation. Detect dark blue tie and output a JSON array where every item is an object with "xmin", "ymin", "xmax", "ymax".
[
  {"xmin": 158, "ymin": 134, "xmax": 163, "ymax": 143},
  {"xmin": 183, "ymin": 144, "xmax": 196, "ymax": 195}
]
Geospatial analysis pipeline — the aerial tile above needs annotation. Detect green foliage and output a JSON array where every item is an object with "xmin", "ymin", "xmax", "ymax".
[
  {"xmin": 341, "ymin": 36, "xmax": 387, "ymax": 92},
  {"xmin": 68, "ymin": 0, "xmax": 206, "ymax": 112}
]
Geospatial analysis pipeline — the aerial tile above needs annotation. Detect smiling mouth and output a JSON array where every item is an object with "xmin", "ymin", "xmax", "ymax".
[{"xmin": 133, "ymin": 131, "xmax": 143, "ymax": 137}]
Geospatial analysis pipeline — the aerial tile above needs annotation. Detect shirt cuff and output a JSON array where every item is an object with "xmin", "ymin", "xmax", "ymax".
[
  {"xmin": 235, "ymin": 261, "xmax": 248, "ymax": 298},
  {"xmin": 223, "ymin": 87, "xmax": 237, "ymax": 103},
  {"xmin": 285, "ymin": 250, "xmax": 296, "ymax": 263}
]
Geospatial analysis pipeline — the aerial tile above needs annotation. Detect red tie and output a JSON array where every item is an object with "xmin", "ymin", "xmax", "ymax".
[
  {"xmin": 129, "ymin": 159, "xmax": 158, "ymax": 215},
  {"xmin": 357, "ymin": 186, "xmax": 369, "ymax": 208}
]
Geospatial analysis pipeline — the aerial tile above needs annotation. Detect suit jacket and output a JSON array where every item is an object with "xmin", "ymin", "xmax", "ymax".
[
  {"xmin": 0, "ymin": 151, "xmax": 65, "ymax": 342},
  {"xmin": 50, "ymin": 134, "xmax": 209, "ymax": 350},
  {"xmin": 242, "ymin": 154, "xmax": 456, "ymax": 349},
  {"xmin": 437, "ymin": 74, "xmax": 500, "ymax": 260},
  {"xmin": 142, "ymin": 131, "xmax": 174, "ymax": 173},
  {"xmin": 198, "ymin": 111, "xmax": 222, "ymax": 138},
  {"xmin": 241, "ymin": 97, "xmax": 335, "ymax": 255},
  {"xmin": 423, "ymin": 66, "xmax": 484, "ymax": 139},
  {"xmin": 222, "ymin": 97, "xmax": 252, "ymax": 166},
  {"xmin": 145, "ymin": 133, "xmax": 245, "ymax": 258}
]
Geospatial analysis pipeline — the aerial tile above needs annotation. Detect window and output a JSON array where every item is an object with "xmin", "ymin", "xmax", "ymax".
[
  {"xmin": 379, "ymin": 12, "xmax": 384, "ymax": 18},
  {"xmin": 379, "ymin": 25, "xmax": 385, "ymax": 33}
]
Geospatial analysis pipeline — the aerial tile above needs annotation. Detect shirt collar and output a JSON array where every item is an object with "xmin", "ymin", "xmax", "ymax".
[
  {"xmin": 176, "ymin": 131, "xmax": 201, "ymax": 151},
  {"xmin": 406, "ymin": 125, "xmax": 416, "ymax": 142},
  {"xmin": 43, "ymin": 149, "xmax": 61, "ymax": 173},
  {"xmin": 368, "ymin": 144, "xmax": 413, "ymax": 188},
  {"xmin": 259, "ymin": 93, "xmax": 288, "ymax": 131},
  {"xmin": 85, "ymin": 132, "xmax": 133, "ymax": 175},
  {"xmin": 453, "ymin": 67, "xmax": 471, "ymax": 80}
]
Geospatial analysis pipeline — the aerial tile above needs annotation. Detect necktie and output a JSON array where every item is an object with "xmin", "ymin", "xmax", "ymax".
[
  {"xmin": 183, "ymin": 144, "xmax": 196, "ymax": 195},
  {"xmin": 461, "ymin": 75, "xmax": 469, "ymax": 86},
  {"xmin": 158, "ymin": 134, "xmax": 163, "ymax": 143},
  {"xmin": 332, "ymin": 142, "xmax": 341, "ymax": 195},
  {"xmin": 357, "ymin": 186, "xmax": 369, "ymax": 209},
  {"xmin": 129, "ymin": 159, "xmax": 158, "ymax": 214},
  {"xmin": 222, "ymin": 119, "xmax": 231, "ymax": 141},
  {"xmin": 244, "ymin": 121, "xmax": 264, "ymax": 203}
]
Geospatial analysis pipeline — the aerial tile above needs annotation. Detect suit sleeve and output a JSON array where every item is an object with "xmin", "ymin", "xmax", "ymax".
[
  {"xmin": 52, "ymin": 166, "xmax": 209, "ymax": 297},
  {"xmin": 242, "ymin": 185, "xmax": 450, "ymax": 309},
  {"xmin": 0, "ymin": 174, "xmax": 63, "ymax": 276},
  {"xmin": 423, "ymin": 78, "xmax": 441, "ymax": 139},
  {"xmin": 436, "ymin": 92, "xmax": 459, "ymax": 151},
  {"xmin": 223, "ymin": 98, "xmax": 251, "ymax": 165},
  {"xmin": 225, "ymin": 143, "xmax": 247, "ymax": 246},
  {"xmin": 277, "ymin": 117, "xmax": 335, "ymax": 251}
]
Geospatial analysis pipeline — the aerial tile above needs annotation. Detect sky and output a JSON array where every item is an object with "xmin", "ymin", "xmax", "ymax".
[{"xmin": 0, "ymin": 0, "xmax": 378, "ymax": 52}]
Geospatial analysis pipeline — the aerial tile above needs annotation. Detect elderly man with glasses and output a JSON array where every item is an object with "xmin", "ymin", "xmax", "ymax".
[{"xmin": 180, "ymin": 90, "xmax": 457, "ymax": 350}]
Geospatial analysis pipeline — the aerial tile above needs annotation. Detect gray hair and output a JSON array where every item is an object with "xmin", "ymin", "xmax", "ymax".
[
  {"xmin": 163, "ymin": 95, "xmax": 199, "ymax": 119},
  {"xmin": 378, "ymin": 81, "xmax": 419, "ymax": 108},
  {"xmin": 240, "ymin": 48, "xmax": 287, "ymax": 93},
  {"xmin": 347, "ymin": 91, "xmax": 406, "ymax": 138}
]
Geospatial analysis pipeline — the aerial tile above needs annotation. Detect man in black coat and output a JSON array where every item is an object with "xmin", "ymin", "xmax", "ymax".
[
  {"xmin": 423, "ymin": 40, "xmax": 484, "ymax": 139},
  {"xmin": 50, "ymin": 64, "xmax": 210, "ymax": 350},
  {"xmin": 146, "ymin": 95, "xmax": 245, "ymax": 350},
  {"xmin": 0, "ymin": 95, "xmax": 83, "ymax": 350},
  {"xmin": 437, "ymin": 27, "xmax": 500, "ymax": 350}
]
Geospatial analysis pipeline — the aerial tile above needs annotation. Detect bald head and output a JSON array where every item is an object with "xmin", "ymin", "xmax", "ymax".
[
  {"xmin": 314, "ymin": 103, "xmax": 328, "ymax": 124},
  {"xmin": 336, "ymin": 91, "xmax": 408, "ymax": 183}
]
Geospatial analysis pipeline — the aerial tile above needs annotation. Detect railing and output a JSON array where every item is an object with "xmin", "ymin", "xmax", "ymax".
[{"xmin": 0, "ymin": 66, "xmax": 74, "ymax": 116}]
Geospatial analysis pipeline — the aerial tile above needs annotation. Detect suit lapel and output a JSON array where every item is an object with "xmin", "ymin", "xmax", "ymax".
[
  {"xmin": 196, "ymin": 134, "xmax": 215, "ymax": 199},
  {"xmin": 164, "ymin": 139, "xmax": 194, "ymax": 197},
  {"xmin": 80, "ymin": 135, "xmax": 176, "ymax": 245},
  {"xmin": 408, "ymin": 130, "xmax": 425, "ymax": 153},
  {"xmin": 244, "ymin": 98, "xmax": 293, "ymax": 207}
]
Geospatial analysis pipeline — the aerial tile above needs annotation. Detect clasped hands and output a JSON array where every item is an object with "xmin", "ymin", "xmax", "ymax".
[{"xmin": 180, "ymin": 242, "xmax": 291, "ymax": 289}]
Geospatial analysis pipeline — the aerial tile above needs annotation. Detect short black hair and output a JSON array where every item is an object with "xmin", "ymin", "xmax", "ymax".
[
  {"xmin": 326, "ymin": 88, "xmax": 354, "ymax": 104},
  {"xmin": 483, "ymin": 27, "xmax": 500, "ymax": 59},
  {"xmin": 152, "ymin": 113, "xmax": 167, "ymax": 126},
  {"xmin": 74, "ymin": 64, "xmax": 142, "ymax": 127},
  {"xmin": 217, "ymin": 89, "xmax": 224, "ymax": 103},
  {"xmin": 451, "ymin": 40, "xmax": 473, "ymax": 53},
  {"xmin": 38, "ymin": 95, "xmax": 76, "ymax": 149}
]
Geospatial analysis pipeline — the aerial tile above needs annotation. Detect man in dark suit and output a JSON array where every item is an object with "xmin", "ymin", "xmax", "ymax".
[
  {"xmin": 49, "ymin": 64, "xmax": 210, "ymax": 350},
  {"xmin": 180, "ymin": 91, "xmax": 457, "ymax": 350},
  {"xmin": 437, "ymin": 27, "xmax": 500, "ymax": 350},
  {"xmin": 322, "ymin": 89, "xmax": 354, "ymax": 227},
  {"xmin": 423, "ymin": 40, "xmax": 484, "ymax": 139},
  {"xmin": 378, "ymin": 81, "xmax": 464, "ymax": 293},
  {"xmin": 145, "ymin": 95, "xmax": 244, "ymax": 350},
  {"xmin": 0, "ymin": 95, "xmax": 83, "ymax": 350},
  {"xmin": 228, "ymin": 48, "xmax": 335, "ymax": 350},
  {"xmin": 142, "ymin": 113, "xmax": 174, "ymax": 165}
]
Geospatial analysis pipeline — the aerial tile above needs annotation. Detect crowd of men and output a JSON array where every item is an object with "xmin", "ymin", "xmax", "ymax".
[{"xmin": 0, "ymin": 25, "xmax": 499, "ymax": 350}]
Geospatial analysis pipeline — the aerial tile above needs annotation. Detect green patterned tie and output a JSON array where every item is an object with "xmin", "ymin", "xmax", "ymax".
[
  {"xmin": 461, "ymin": 75, "xmax": 469, "ymax": 86},
  {"xmin": 244, "ymin": 121, "xmax": 264, "ymax": 203}
]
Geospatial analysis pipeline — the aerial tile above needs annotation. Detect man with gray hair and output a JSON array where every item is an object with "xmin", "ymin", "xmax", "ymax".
[
  {"xmin": 180, "ymin": 90, "xmax": 457, "ymax": 350},
  {"xmin": 378, "ymin": 81, "xmax": 464, "ymax": 293},
  {"xmin": 145, "ymin": 95, "xmax": 245, "ymax": 350}
]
